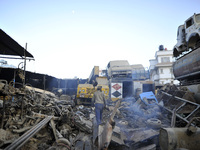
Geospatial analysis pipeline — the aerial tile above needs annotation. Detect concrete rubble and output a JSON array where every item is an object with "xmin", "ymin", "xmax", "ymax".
[{"xmin": 1, "ymin": 81, "xmax": 200, "ymax": 150}]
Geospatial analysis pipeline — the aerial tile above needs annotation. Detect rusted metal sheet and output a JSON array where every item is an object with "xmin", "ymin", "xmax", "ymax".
[
  {"xmin": 173, "ymin": 47, "xmax": 200, "ymax": 81},
  {"xmin": 111, "ymin": 126, "xmax": 125, "ymax": 145},
  {"xmin": 98, "ymin": 99, "xmax": 121, "ymax": 150},
  {"xmin": 125, "ymin": 128, "xmax": 159, "ymax": 143}
]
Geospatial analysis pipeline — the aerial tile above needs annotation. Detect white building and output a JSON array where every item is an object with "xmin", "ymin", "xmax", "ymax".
[{"xmin": 149, "ymin": 48, "xmax": 176, "ymax": 87}]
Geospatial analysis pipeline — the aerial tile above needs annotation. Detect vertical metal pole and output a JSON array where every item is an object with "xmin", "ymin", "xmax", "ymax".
[
  {"xmin": 12, "ymin": 70, "xmax": 16, "ymax": 102},
  {"xmin": 23, "ymin": 43, "xmax": 27, "ymax": 87},
  {"xmin": 21, "ymin": 43, "xmax": 27, "ymax": 117},
  {"xmin": 14, "ymin": 70, "xmax": 16, "ymax": 87}
]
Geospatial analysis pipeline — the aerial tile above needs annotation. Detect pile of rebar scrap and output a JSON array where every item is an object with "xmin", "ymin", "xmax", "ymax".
[{"xmin": 0, "ymin": 80, "xmax": 94, "ymax": 150}]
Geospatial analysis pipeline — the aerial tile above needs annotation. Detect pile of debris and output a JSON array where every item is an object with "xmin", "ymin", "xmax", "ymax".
[
  {"xmin": 0, "ymin": 78, "xmax": 172, "ymax": 150},
  {"xmin": 0, "ymin": 80, "xmax": 94, "ymax": 150},
  {"xmin": 99, "ymin": 83, "xmax": 200, "ymax": 150},
  {"xmin": 2, "ymin": 80, "xmax": 200, "ymax": 150},
  {"xmin": 100, "ymin": 96, "xmax": 171, "ymax": 150},
  {"xmin": 156, "ymin": 84, "xmax": 200, "ymax": 150}
]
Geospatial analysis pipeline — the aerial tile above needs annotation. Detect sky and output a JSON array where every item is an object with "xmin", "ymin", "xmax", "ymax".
[{"xmin": 0, "ymin": 0, "xmax": 200, "ymax": 79}]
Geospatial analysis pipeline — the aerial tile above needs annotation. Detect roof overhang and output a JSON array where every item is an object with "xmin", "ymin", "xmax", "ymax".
[{"xmin": 0, "ymin": 29, "xmax": 34, "ymax": 60}]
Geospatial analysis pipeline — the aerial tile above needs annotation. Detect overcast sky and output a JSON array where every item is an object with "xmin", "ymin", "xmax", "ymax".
[{"xmin": 0, "ymin": 0, "xmax": 199, "ymax": 79}]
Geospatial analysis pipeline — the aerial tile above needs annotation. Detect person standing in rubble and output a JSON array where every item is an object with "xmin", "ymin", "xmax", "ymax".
[{"xmin": 92, "ymin": 86, "xmax": 106, "ymax": 126}]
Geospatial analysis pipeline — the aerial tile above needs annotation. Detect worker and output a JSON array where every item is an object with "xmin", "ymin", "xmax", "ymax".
[{"xmin": 92, "ymin": 86, "xmax": 106, "ymax": 126}]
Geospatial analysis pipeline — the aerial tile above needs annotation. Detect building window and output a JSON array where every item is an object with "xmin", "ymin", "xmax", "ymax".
[
  {"xmin": 161, "ymin": 57, "xmax": 170, "ymax": 63},
  {"xmin": 160, "ymin": 69, "xmax": 163, "ymax": 74}
]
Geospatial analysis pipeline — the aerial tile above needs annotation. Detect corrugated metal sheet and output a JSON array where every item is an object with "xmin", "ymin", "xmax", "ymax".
[{"xmin": 0, "ymin": 29, "xmax": 34, "ymax": 58}]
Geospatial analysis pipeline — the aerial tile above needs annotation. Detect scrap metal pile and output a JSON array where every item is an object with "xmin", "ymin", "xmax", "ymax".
[
  {"xmin": 99, "ymin": 83, "xmax": 200, "ymax": 150},
  {"xmin": 2, "ymin": 80, "xmax": 200, "ymax": 150},
  {"xmin": 156, "ymin": 83, "xmax": 200, "ymax": 127},
  {"xmin": 103, "ymin": 97, "xmax": 171, "ymax": 150},
  {"xmin": 0, "ymin": 78, "xmax": 172, "ymax": 150},
  {"xmin": 0, "ymin": 80, "xmax": 94, "ymax": 150},
  {"xmin": 156, "ymin": 84, "xmax": 200, "ymax": 150}
]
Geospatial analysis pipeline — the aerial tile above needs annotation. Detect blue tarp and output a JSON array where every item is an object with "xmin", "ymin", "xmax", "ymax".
[{"xmin": 139, "ymin": 91, "xmax": 158, "ymax": 105}]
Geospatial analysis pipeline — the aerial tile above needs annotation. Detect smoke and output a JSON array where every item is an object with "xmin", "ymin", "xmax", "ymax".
[{"xmin": 118, "ymin": 96, "xmax": 162, "ymax": 130}]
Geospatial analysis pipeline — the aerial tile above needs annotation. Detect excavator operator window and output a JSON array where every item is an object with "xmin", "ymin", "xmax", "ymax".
[{"xmin": 186, "ymin": 18, "xmax": 193, "ymax": 28}]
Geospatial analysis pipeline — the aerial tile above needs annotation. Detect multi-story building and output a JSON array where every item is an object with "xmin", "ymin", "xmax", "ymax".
[{"xmin": 149, "ymin": 46, "xmax": 176, "ymax": 87}]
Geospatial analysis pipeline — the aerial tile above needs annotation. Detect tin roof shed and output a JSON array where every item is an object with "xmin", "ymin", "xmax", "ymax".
[{"xmin": 0, "ymin": 29, "xmax": 34, "ymax": 59}]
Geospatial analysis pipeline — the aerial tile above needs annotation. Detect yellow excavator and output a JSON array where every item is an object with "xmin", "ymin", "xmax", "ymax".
[
  {"xmin": 75, "ymin": 66, "xmax": 109, "ymax": 105},
  {"xmin": 76, "ymin": 82, "xmax": 109, "ymax": 105}
]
